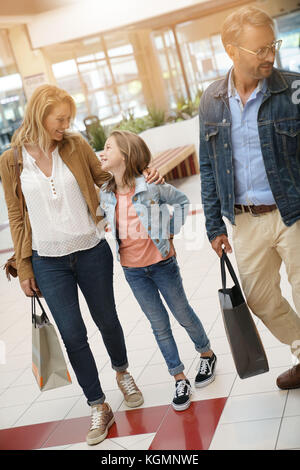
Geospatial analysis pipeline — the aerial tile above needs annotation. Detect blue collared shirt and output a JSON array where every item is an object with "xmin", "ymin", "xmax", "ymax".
[{"xmin": 228, "ymin": 68, "xmax": 275, "ymax": 205}]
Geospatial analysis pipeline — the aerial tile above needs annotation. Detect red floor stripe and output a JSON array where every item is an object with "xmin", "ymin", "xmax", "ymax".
[
  {"xmin": 149, "ymin": 398, "xmax": 227, "ymax": 450},
  {"xmin": 0, "ymin": 399, "xmax": 227, "ymax": 450},
  {"xmin": 0, "ymin": 421, "xmax": 60, "ymax": 451},
  {"xmin": 0, "ymin": 248, "xmax": 14, "ymax": 254},
  {"xmin": 43, "ymin": 404, "xmax": 169, "ymax": 449}
]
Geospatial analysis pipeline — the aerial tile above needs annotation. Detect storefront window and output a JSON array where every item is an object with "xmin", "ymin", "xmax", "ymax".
[
  {"xmin": 152, "ymin": 29, "xmax": 187, "ymax": 108},
  {"xmin": 52, "ymin": 59, "xmax": 86, "ymax": 131},
  {"xmin": 175, "ymin": 20, "xmax": 231, "ymax": 95},
  {"xmin": 0, "ymin": 30, "xmax": 26, "ymax": 154},
  {"xmin": 51, "ymin": 32, "xmax": 147, "ymax": 129},
  {"xmin": 275, "ymin": 11, "xmax": 300, "ymax": 72}
]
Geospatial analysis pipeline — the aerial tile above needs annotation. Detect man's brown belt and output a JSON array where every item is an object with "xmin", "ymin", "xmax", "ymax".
[{"xmin": 234, "ymin": 204, "xmax": 277, "ymax": 215}]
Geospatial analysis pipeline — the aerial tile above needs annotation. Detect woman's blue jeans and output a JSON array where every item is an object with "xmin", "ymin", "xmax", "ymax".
[
  {"xmin": 32, "ymin": 239, "xmax": 128, "ymax": 405},
  {"xmin": 123, "ymin": 256, "xmax": 211, "ymax": 376}
]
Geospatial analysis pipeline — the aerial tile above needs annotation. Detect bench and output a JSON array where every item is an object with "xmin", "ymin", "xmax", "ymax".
[{"xmin": 150, "ymin": 144, "xmax": 199, "ymax": 181}]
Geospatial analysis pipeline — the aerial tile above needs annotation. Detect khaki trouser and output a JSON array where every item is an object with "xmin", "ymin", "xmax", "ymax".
[{"xmin": 232, "ymin": 209, "xmax": 300, "ymax": 360}]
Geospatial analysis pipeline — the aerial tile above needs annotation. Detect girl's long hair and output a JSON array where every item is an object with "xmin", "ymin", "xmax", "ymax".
[
  {"xmin": 11, "ymin": 84, "xmax": 77, "ymax": 155},
  {"xmin": 105, "ymin": 130, "xmax": 152, "ymax": 192}
]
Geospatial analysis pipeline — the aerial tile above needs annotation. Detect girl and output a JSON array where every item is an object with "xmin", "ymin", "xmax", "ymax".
[
  {"xmin": 99, "ymin": 130, "xmax": 217, "ymax": 411},
  {"xmin": 0, "ymin": 85, "xmax": 163, "ymax": 445}
]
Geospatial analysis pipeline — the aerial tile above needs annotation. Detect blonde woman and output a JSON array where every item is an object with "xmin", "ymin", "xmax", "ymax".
[{"xmin": 0, "ymin": 85, "xmax": 162, "ymax": 446}]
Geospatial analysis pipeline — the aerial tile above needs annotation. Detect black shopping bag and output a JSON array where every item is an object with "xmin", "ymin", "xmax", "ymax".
[{"xmin": 218, "ymin": 250, "xmax": 269, "ymax": 379}]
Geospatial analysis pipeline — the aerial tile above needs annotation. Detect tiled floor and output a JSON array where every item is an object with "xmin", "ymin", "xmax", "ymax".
[{"xmin": 0, "ymin": 175, "xmax": 299, "ymax": 450}]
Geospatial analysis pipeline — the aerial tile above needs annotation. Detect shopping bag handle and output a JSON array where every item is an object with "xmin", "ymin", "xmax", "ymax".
[
  {"xmin": 220, "ymin": 249, "xmax": 241, "ymax": 290},
  {"xmin": 32, "ymin": 292, "xmax": 50, "ymax": 327}
]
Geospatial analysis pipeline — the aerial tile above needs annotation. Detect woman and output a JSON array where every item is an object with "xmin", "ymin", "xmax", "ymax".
[{"xmin": 0, "ymin": 84, "xmax": 162, "ymax": 446}]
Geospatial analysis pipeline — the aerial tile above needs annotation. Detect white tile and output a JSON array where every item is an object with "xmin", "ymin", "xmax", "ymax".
[
  {"xmin": 0, "ymin": 369, "xmax": 25, "ymax": 388},
  {"xmin": 259, "ymin": 329, "xmax": 285, "ymax": 349},
  {"xmin": 35, "ymin": 380, "xmax": 82, "ymax": 402},
  {"xmin": 0, "ymin": 404, "xmax": 31, "ymax": 429},
  {"xmin": 9, "ymin": 338, "xmax": 32, "ymax": 356},
  {"xmin": 118, "ymin": 381, "xmax": 174, "ymax": 410},
  {"xmin": 209, "ymin": 318, "xmax": 227, "ymax": 339},
  {"xmin": 284, "ymin": 389, "xmax": 300, "ymax": 417},
  {"xmin": 209, "ymin": 336, "xmax": 231, "ymax": 356},
  {"xmin": 0, "ymin": 353, "xmax": 31, "ymax": 373},
  {"xmin": 10, "ymin": 367, "xmax": 37, "ymax": 387},
  {"xmin": 126, "ymin": 347, "xmax": 156, "ymax": 369},
  {"xmin": 125, "ymin": 333, "xmax": 157, "ymax": 352},
  {"xmin": 13, "ymin": 396, "xmax": 80, "ymax": 426},
  {"xmin": 0, "ymin": 384, "xmax": 41, "ymax": 408},
  {"xmin": 191, "ymin": 373, "xmax": 236, "ymax": 402},
  {"xmin": 209, "ymin": 418, "xmax": 281, "ymax": 450},
  {"xmin": 231, "ymin": 367, "xmax": 288, "ymax": 396},
  {"xmin": 264, "ymin": 346, "xmax": 295, "ymax": 369},
  {"xmin": 110, "ymin": 433, "xmax": 155, "ymax": 450},
  {"xmin": 67, "ymin": 439, "xmax": 125, "ymax": 451},
  {"xmin": 138, "ymin": 364, "xmax": 172, "ymax": 386},
  {"xmin": 220, "ymin": 391, "xmax": 287, "ymax": 424},
  {"xmin": 277, "ymin": 416, "xmax": 300, "ymax": 449}
]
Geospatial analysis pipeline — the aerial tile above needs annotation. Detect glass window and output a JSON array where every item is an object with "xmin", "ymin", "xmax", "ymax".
[
  {"xmin": 176, "ymin": 22, "xmax": 230, "ymax": 98},
  {"xmin": 152, "ymin": 29, "xmax": 188, "ymax": 107},
  {"xmin": 0, "ymin": 30, "xmax": 26, "ymax": 154},
  {"xmin": 275, "ymin": 11, "xmax": 300, "ymax": 72},
  {"xmin": 78, "ymin": 63, "xmax": 112, "ymax": 90},
  {"xmin": 53, "ymin": 60, "xmax": 88, "ymax": 131},
  {"xmin": 211, "ymin": 34, "xmax": 232, "ymax": 77},
  {"xmin": 108, "ymin": 44, "xmax": 134, "ymax": 58},
  {"xmin": 51, "ymin": 32, "xmax": 147, "ymax": 129},
  {"xmin": 110, "ymin": 56, "xmax": 139, "ymax": 83}
]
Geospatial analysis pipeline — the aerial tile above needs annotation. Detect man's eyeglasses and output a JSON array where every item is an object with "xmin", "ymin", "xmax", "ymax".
[{"xmin": 237, "ymin": 39, "xmax": 282, "ymax": 60}]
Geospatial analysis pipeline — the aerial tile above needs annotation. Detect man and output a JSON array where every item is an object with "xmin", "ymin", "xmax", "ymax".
[{"xmin": 199, "ymin": 5, "xmax": 300, "ymax": 389}]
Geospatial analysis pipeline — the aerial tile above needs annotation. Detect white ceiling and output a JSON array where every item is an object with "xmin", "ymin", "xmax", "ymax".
[{"xmin": 0, "ymin": 0, "xmax": 82, "ymax": 16}]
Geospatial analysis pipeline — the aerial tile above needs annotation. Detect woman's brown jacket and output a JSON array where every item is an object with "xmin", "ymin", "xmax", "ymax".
[{"xmin": 0, "ymin": 134, "xmax": 111, "ymax": 282}]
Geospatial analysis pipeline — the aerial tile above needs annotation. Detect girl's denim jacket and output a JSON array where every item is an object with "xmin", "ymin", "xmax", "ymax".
[{"xmin": 98, "ymin": 176, "xmax": 190, "ymax": 261}]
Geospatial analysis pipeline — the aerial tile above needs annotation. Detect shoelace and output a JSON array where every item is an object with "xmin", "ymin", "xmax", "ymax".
[
  {"xmin": 196, "ymin": 357, "xmax": 210, "ymax": 375},
  {"xmin": 120, "ymin": 374, "xmax": 138, "ymax": 396},
  {"xmin": 90, "ymin": 407, "xmax": 104, "ymax": 430},
  {"xmin": 175, "ymin": 380, "xmax": 190, "ymax": 397}
]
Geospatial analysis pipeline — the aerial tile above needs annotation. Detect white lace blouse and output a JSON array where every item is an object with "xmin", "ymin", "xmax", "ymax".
[{"xmin": 20, "ymin": 145, "xmax": 104, "ymax": 257}]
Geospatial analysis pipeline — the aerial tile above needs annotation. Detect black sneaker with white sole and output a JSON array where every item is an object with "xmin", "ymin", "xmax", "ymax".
[
  {"xmin": 195, "ymin": 353, "xmax": 217, "ymax": 388},
  {"xmin": 172, "ymin": 379, "xmax": 192, "ymax": 411}
]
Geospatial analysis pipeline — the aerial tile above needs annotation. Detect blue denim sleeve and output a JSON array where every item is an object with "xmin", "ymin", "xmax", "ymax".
[
  {"xmin": 199, "ymin": 97, "xmax": 228, "ymax": 242},
  {"xmin": 157, "ymin": 183, "xmax": 190, "ymax": 235},
  {"xmin": 98, "ymin": 189, "xmax": 107, "ymax": 218}
]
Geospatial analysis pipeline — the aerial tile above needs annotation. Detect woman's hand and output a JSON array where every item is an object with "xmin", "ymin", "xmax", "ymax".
[
  {"xmin": 143, "ymin": 167, "xmax": 165, "ymax": 185},
  {"xmin": 20, "ymin": 278, "xmax": 42, "ymax": 297}
]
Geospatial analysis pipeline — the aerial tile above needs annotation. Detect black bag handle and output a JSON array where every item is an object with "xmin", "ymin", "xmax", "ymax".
[
  {"xmin": 220, "ymin": 249, "xmax": 241, "ymax": 290},
  {"xmin": 32, "ymin": 292, "xmax": 49, "ymax": 327}
]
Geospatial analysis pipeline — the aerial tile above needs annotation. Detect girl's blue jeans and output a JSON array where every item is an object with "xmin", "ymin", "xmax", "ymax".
[{"xmin": 123, "ymin": 256, "xmax": 211, "ymax": 376}]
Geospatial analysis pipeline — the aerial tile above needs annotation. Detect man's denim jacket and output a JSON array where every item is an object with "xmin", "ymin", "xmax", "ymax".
[
  {"xmin": 199, "ymin": 67, "xmax": 300, "ymax": 242},
  {"xmin": 99, "ymin": 176, "xmax": 190, "ymax": 261}
]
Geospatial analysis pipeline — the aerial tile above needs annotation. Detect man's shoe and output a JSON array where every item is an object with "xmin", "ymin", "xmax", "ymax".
[
  {"xmin": 172, "ymin": 379, "xmax": 192, "ymax": 411},
  {"xmin": 195, "ymin": 353, "xmax": 217, "ymax": 388},
  {"xmin": 277, "ymin": 364, "xmax": 300, "ymax": 390},
  {"xmin": 117, "ymin": 373, "xmax": 144, "ymax": 408},
  {"xmin": 86, "ymin": 403, "xmax": 115, "ymax": 446}
]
